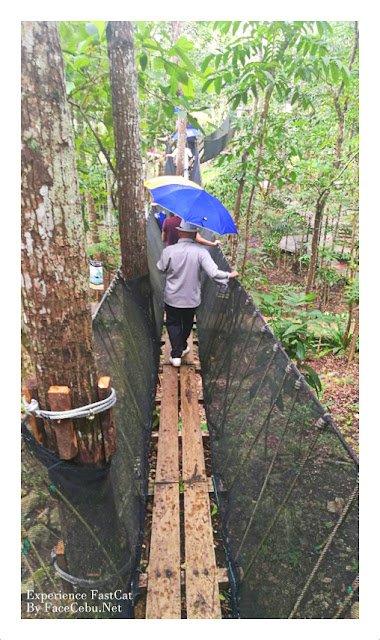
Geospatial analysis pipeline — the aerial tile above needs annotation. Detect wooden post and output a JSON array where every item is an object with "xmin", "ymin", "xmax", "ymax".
[
  {"xmin": 23, "ymin": 376, "xmax": 47, "ymax": 447},
  {"xmin": 48, "ymin": 386, "xmax": 78, "ymax": 460},
  {"xmin": 55, "ymin": 538, "xmax": 72, "ymax": 592},
  {"xmin": 98, "ymin": 376, "xmax": 117, "ymax": 462}
]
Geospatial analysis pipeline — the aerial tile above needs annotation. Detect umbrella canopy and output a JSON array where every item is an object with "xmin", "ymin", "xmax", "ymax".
[
  {"xmin": 172, "ymin": 125, "xmax": 201, "ymax": 139},
  {"xmin": 144, "ymin": 176, "xmax": 238, "ymax": 235}
]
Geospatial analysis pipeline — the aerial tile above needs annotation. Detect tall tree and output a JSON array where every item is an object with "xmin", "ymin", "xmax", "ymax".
[
  {"xmin": 21, "ymin": 21, "xmax": 125, "ymax": 589},
  {"xmin": 106, "ymin": 21, "xmax": 148, "ymax": 280},
  {"xmin": 305, "ymin": 22, "xmax": 359, "ymax": 293},
  {"xmin": 21, "ymin": 21, "xmax": 105, "ymax": 464}
]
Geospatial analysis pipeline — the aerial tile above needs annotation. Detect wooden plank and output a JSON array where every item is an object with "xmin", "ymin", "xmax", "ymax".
[
  {"xmin": 146, "ymin": 483, "xmax": 181, "ymax": 619},
  {"xmin": 183, "ymin": 483, "xmax": 221, "ymax": 618},
  {"xmin": 180, "ymin": 343, "xmax": 221, "ymax": 619},
  {"xmin": 180, "ymin": 364, "xmax": 206, "ymax": 482},
  {"xmin": 140, "ymin": 567, "xmax": 230, "ymax": 591},
  {"xmin": 146, "ymin": 330, "xmax": 181, "ymax": 619},
  {"xmin": 155, "ymin": 337, "xmax": 179, "ymax": 484}
]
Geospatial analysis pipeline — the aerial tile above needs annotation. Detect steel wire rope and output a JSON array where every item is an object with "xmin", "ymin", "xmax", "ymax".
[
  {"xmin": 238, "ymin": 421, "xmax": 325, "ymax": 588},
  {"xmin": 233, "ymin": 373, "xmax": 298, "ymax": 562},
  {"xmin": 22, "ymin": 446, "xmax": 130, "ymax": 592},
  {"xmin": 332, "ymin": 575, "xmax": 359, "ymax": 619},
  {"xmin": 220, "ymin": 343, "xmax": 278, "ymax": 475},
  {"xmin": 288, "ymin": 475, "xmax": 359, "ymax": 619}
]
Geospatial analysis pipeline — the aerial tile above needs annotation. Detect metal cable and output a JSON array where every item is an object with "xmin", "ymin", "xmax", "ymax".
[
  {"xmin": 23, "ymin": 388, "xmax": 116, "ymax": 421},
  {"xmin": 288, "ymin": 474, "xmax": 359, "ymax": 619}
]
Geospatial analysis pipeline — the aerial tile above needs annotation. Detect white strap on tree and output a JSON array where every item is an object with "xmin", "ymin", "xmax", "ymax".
[{"xmin": 23, "ymin": 388, "xmax": 117, "ymax": 421}]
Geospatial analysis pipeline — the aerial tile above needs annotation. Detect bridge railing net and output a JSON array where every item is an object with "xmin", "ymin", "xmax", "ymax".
[
  {"xmin": 22, "ymin": 272, "xmax": 161, "ymax": 618},
  {"xmin": 196, "ymin": 244, "xmax": 358, "ymax": 619}
]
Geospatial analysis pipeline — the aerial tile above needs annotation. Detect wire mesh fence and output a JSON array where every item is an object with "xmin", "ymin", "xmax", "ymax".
[{"xmin": 196, "ymin": 243, "xmax": 358, "ymax": 619}]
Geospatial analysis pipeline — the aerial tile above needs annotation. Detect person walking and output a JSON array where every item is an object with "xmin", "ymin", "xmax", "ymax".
[
  {"xmin": 156, "ymin": 220, "xmax": 238, "ymax": 366},
  {"xmin": 162, "ymin": 213, "xmax": 222, "ymax": 249}
]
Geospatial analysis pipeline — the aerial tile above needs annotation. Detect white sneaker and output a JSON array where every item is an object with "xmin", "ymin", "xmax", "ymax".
[
  {"xmin": 181, "ymin": 346, "xmax": 190, "ymax": 357},
  {"xmin": 169, "ymin": 357, "xmax": 181, "ymax": 367}
]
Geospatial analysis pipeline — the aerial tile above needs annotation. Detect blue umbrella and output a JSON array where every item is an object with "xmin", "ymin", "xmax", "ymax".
[
  {"xmin": 172, "ymin": 125, "xmax": 201, "ymax": 139},
  {"xmin": 145, "ymin": 178, "xmax": 238, "ymax": 235}
]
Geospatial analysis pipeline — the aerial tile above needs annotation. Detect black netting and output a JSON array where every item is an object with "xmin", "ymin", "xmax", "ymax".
[
  {"xmin": 22, "ymin": 261, "xmax": 162, "ymax": 618},
  {"xmin": 196, "ymin": 244, "xmax": 359, "ymax": 619}
]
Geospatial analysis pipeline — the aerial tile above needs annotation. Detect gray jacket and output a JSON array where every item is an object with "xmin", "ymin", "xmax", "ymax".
[{"xmin": 156, "ymin": 238, "xmax": 231, "ymax": 308}]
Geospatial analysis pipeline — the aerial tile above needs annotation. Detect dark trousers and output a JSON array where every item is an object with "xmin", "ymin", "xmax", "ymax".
[{"xmin": 165, "ymin": 303, "xmax": 196, "ymax": 358}]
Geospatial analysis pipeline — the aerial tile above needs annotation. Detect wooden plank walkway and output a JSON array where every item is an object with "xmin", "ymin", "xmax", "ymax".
[
  {"xmin": 146, "ymin": 333, "xmax": 181, "ymax": 619},
  {"xmin": 145, "ymin": 328, "xmax": 221, "ymax": 619},
  {"xmin": 181, "ymin": 353, "xmax": 221, "ymax": 619}
]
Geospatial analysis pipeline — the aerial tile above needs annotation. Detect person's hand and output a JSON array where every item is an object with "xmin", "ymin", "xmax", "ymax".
[
  {"xmin": 213, "ymin": 240, "xmax": 221, "ymax": 246},
  {"xmin": 230, "ymin": 270, "xmax": 239, "ymax": 278}
]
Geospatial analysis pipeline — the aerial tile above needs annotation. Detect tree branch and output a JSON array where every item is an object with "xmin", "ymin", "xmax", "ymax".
[
  {"xmin": 69, "ymin": 100, "xmax": 116, "ymax": 178},
  {"xmin": 319, "ymin": 149, "xmax": 359, "ymax": 200}
]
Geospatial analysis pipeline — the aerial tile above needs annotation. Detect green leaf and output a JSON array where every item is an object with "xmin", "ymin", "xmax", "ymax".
[
  {"xmin": 283, "ymin": 323, "xmax": 302, "ymax": 337},
  {"xmin": 341, "ymin": 65, "xmax": 351, "ymax": 85},
  {"xmin": 231, "ymin": 94, "xmax": 241, "ymax": 110},
  {"xmin": 201, "ymin": 54, "xmax": 213, "ymax": 75},
  {"xmin": 316, "ymin": 21, "xmax": 324, "ymax": 37},
  {"xmin": 179, "ymin": 95, "xmax": 191, "ymax": 111},
  {"xmin": 219, "ymin": 593, "xmax": 226, "ymax": 601},
  {"xmin": 65, "ymin": 80, "xmax": 75, "ymax": 95},
  {"xmin": 214, "ymin": 76, "xmax": 222, "ymax": 94},
  {"xmin": 187, "ymin": 113, "xmax": 205, "ymax": 135},
  {"xmin": 232, "ymin": 21, "xmax": 241, "ymax": 35},
  {"xmin": 140, "ymin": 53, "xmax": 148, "ymax": 71},
  {"xmin": 290, "ymin": 171, "xmax": 297, "ymax": 183},
  {"xmin": 291, "ymin": 90, "xmax": 299, "ymax": 105},
  {"xmin": 202, "ymin": 77, "xmax": 214, "ymax": 92},
  {"xmin": 330, "ymin": 61, "xmax": 340, "ymax": 83},
  {"xmin": 296, "ymin": 341, "xmax": 306, "ymax": 361},
  {"xmin": 277, "ymin": 177, "xmax": 283, "ymax": 189},
  {"xmin": 74, "ymin": 56, "xmax": 91, "ymax": 70}
]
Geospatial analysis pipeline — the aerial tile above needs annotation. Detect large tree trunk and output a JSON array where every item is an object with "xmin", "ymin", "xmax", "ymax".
[
  {"xmin": 21, "ymin": 21, "xmax": 104, "ymax": 463},
  {"xmin": 21, "ymin": 21, "xmax": 124, "ymax": 589},
  {"xmin": 106, "ymin": 21, "xmax": 148, "ymax": 280}
]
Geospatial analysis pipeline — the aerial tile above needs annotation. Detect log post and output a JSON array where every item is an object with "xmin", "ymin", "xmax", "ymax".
[
  {"xmin": 48, "ymin": 386, "xmax": 78, "ymax": 461},
  {"xmin": 98, "ymin": 376, "xmax": 117, "ymax": 462}
]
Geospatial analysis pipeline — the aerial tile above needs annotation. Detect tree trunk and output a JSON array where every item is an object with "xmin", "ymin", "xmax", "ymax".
[
  {"xmin": 241, "ymin": 87, "xmax": 272, "ymax": 278},
  {"xmin": 347, "ymin": 311, "xmax": 359, "ymax": 363},
  {"xmin": 21, "ymin": 21, "xmax": 105, "ymax": 462},
  {"xmin": 106, "ymin": 169, "xmax": 114, "ymax": 237},
  {"xmin": 21, "ymin": 21, "xmax": 126, "ymax": 588},
  {"xmin": 230, "ymin": 151, "xmax": 249, "ymax": 267},
  {"xmin": 305, "ymin": 194, "xmax": 328, "ymax": 294},
  {"xmin": 106, "ymin": 21, "xmax": 148, "ymax": 280},
  {"xmin": 171, "ymin": 21, "xmax": 188, "ymax": 178},
  {"xmin": 87, "ymin": 193, "xmax": 100, "ymax": 246}
]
